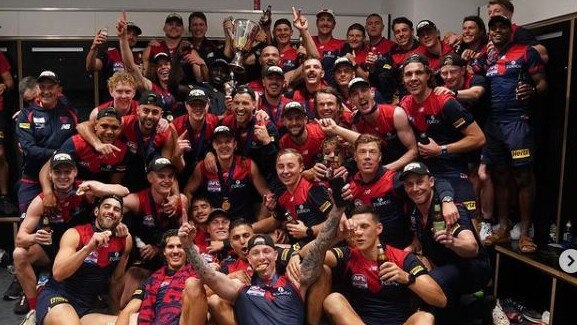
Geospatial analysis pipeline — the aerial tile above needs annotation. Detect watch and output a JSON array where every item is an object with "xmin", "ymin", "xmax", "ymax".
[
  {"xmin": 440, "ymin": 145, "xmax": 449, "ymax": 156},
  {"xmin": 406, "ymin": 273, "xmax": 416, "ymax": 286},
  {"xmin": 306, "ymin": 227, "xmax": 314, "ymax": 238},
  {"xmin": 441, "ymin": 196, "xmax": 454, "ymax": 203}
]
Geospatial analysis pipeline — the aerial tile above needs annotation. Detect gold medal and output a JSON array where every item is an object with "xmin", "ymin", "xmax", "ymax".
[{"xmin": 222, "ymin": 199, "xmax": 231, "ymax": 211}]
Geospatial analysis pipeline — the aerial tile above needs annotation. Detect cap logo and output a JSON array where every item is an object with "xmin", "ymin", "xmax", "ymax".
[
  {"xmin": 253, "ymin": 237, "xmax": 266, "ymax": 245},
  {"xmin": 214, "ymin": 126, "xmax": 231, "ymax": 133},
  {"xmin": 285, "ymin": 101, "xmax": 302, "ymax": 110},
  {"xmin": 189, "ymin": 89, "xmax": 206, "ymax": 97},
  {"xmin": 144, "ymin": 93, "xmax": 157, "ymax": 104},
  {"xmin": 443, "ymin": 57, "xmax": 454, "ymax": 66},
  {"xmin": 53, "ymin": 153, "xmax": 72, "ymax": 161},
  {"xmin": 154, "ymin": 157, "xmax": 171, "ymax": 166},
  {"xmin": 404, "ymin": 162, "xmax": 422, "ymax": 172},
  {"xmin": 40, "ymin": 71, "xmax": 57, "ymax": 78},
  {"xmin": 267, "ymin": 66, "xmax": 283, "ymax": 74}
]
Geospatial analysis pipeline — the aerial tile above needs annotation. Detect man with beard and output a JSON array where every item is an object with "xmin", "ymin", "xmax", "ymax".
[
  {"xmin": 258, "ymin": 66, "xmax": 292, "ymax": 132},
  {"xmin": 370, "ymin": 17, "xmax": 427, "ymax": 103},
  {"xmin": 246, "ymin": 46, "xmax": 283, "ymax": 95},
  {"xmin": 171, "ymin": 87, "xmax": 219, "ymax": 188},
  {"xmin": 142, "ymin": 13, "xmax": 185, "ymax": 74},
  {"xmin": 312, "ymin": 8, "xmax": 344, "ymax": 85},
  {"xmin": 115, "ymin": 229, "xmax": 205, "ymax": 325},
  {"xmin": 88, "ymin": 71, "xmax": 139, "ymax": 120},
  {"xmin": 288, "ymin": 57, "xmax": 327, "ymax": 119},
  {"xmin": 400, "ymin": 54, "xmax": 485, "ymax": 223},
  {"xmin": 35, "ymin": 195, "xmax": 132, "ymax": 325},
  {"xmin": 78, "ymin": 92, "xmax": 174, "ymax": 192},
  {"xmin": 475, "ymin": 15, "xmax": 546, "ymax": 253},
  {"xmin": 220, "ymin": 86, "xmax": 279, "ymax": 184},
  {"xmin": 38, "ymin": 108, "xmax": 127, "ymax": 198},
  {"xmin": 487, "ymin": 0, "xmax": 548, "ymax": 63},
  {"xmin": 279, "ymin": 101, "xmax": 325, "ymax": 170},
  {"xmin": 349, "ymin": 77, "xmax": 417, "ymax": 171},
  {"xmin": 179, "ymin": 192, "xmax": 344, "ymax": 325},
  {"xmin": 16, "ymin": 70, "xmax": 77, "ymax": 215},
  {"xmin": 13, "ymin": 153, "xmax": 129, "ymax": 322}
]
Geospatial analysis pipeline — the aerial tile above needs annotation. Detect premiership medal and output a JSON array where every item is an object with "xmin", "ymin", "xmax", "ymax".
[{"xmin": 222, "ymin": 199, "xmax": 231, "ymax": 211}]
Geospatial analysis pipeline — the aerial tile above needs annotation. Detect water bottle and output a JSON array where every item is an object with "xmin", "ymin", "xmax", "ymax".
[{"xmin": 563, "ymin": 221, "xmax": 572, "ymax": 242}]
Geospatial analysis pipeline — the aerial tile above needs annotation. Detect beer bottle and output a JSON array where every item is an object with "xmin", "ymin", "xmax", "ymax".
[
  {"xmin": 418, "ymin": 132, "xmax": 430, "ymax": 145},
  {"xmin": 432, "ymin": 203, "xmax": 446, "ymax": 232},
  {"xmin": 42, "ymin": 216, "xmax": 53, "ymax": 245},
  {"xmin": 42, "ymin": 216, "xmax": 51, "ymax": 233},
  {"xmin": 377, "ymin": 243, "xmax": 388, "ymax": 265}
]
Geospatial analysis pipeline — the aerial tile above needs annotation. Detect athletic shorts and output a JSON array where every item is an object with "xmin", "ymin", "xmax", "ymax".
[
  {"xmin": 481, "ymin": 117, "xmax": 534, "ymax": 168},
  {"xmin": 36, "ymin": 286, "xmax": 93, "ymax": 324},
  {"xmin": 435, "ymin": 174, "xmax": 477, "ymax": 221},
  {"xmin": 17, "ymin": 179, "xmax": 41, "ymax": 217}
]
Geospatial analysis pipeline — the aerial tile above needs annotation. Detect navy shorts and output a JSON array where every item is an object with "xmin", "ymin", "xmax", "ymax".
[
  {"xmin": 482, "ymin": 117, "xmax": 534, "ymax": 168},
  {"xmin": 17, "ymin": 180, "xmax": 41, "ymax": 216},
  {"xmin": 436, "ymin": 174, "xmax": 477, "ymax": 221},
  {"xmin": 36, "ymin": 285, "xmax": 93, "ymax": 324}
]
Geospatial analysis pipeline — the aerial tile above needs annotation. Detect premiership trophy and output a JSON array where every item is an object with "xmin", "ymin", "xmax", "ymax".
[{"xmin": 228, "ymin": 19, "xmax": 261, "ymax": 73}]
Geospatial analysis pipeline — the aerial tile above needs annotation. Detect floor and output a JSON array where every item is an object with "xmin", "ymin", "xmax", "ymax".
[{"xmin": 0, "ymin": 267, "xmax": 27, "ymax": 325}]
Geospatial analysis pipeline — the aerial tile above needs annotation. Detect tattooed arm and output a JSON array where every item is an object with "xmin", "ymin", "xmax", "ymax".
[
  {"xmin": 298, "ymin": 205, "xmax": 344, "ymax": 292},
  {"xmin": 178, "ymin": 222, "xmax": 243, "ymax": 302}
]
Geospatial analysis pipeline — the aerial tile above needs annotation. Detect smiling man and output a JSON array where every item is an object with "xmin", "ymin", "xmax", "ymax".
[
  {"xmin": 40, "ymin": 108, "xmax": 127, "ymax": 188},
  {"xmin": 35, "ymin": 195, "xmax": 132, "ymax": 325},
  {"xmin": 16, "ymin": 71, "xmax": 77, "ymax": 215},
  {"xmin": 115, "ymin": 229, "xmax": 204, "ymax": 325},
  {"xmin": 349, "ymin": 77, "xmax": 417, "ymax": 171},
  {"xmin": 279, "ymin": 101, "xmax": 326, "ymax": 169},
  {"xmin": 400, "ymin": 54, "xmax": 485, "ymax": 222},
  {"xmin": 220, "ymin": 86, "xmax": 280, "ymax": 184},
  {"xmin": 13, "ymin": 152, "xmax": 129, "ymax": 322}
]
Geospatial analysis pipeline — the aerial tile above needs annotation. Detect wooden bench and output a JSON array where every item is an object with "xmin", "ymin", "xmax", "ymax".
[{"xmin": 0, "ymin": 216, "xmax": 20, "ymax": 245}]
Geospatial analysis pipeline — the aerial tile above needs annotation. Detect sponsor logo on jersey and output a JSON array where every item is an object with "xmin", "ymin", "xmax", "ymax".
[
  {"xmin": 246, "ymin": 285, "xmax": 266, "ymax": 297},
  {"xmin": 108, "ymin": 251, "xmax": 121, "ymax": 262},
  {"xmin": 85, "ymin": 250, "xmax": 98, "ymax": 264},
  {"xmin": 143, "ymin": 214, "xmax": 156, "ymax": 227},
  {"xmin": 511, "ymin": 148, "xmax": 530, "ymax": 159},
  {"xmin": 351, "ymin": 273, "xmax": 368, "ymax": 289},
  {"xmin": 296, "ymin": 204, "xmax": 311, "ymax": 215},
  {"xmin": 207, "ymin": 180, "xmax": 221, "ymax": 192}
]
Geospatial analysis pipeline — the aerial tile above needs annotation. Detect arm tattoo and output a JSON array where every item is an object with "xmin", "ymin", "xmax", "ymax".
[
  {"xmin": 186, "ymin": 246, "xmax": 216, "ymax": 280},
  {"xmin": 299, "ymin": 206, "xmax": 343, "ymax": 287}
]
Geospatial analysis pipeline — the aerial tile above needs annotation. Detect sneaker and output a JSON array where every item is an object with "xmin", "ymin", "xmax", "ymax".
[
  {"xmin": 479, "ymin": 221, "xmax": 494, "ymax": 242},
  {"xmin": 493, "ymin": 300, "xmax": 511, "ymax": 325},
  {"xmin": 3, "ymin": 277, "xmax": 22, "ymax": 301},
  {"xmin": 18, "ymin": 309, "xmax": 36, "ymax": 325},
  {"xmin": 14, "ymin": 295, "xmax": 29, "ymax": 315},
  {"xmin": 0, "ymin": 195, "xmax": 18, "ymax": 215},
  {"xmin": 541, "ymin": 311, "xmax": 550, "ymax": 325}
]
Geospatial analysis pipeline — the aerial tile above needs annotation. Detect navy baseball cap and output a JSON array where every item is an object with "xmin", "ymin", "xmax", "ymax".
[
  {"xmin": 139, "ymin": 90, "xmax": 163, "ymax": 107},
  {"xmin": 247, "ymin": 234, "xmax": 275, "ymax": 252},
  {"xmin": 50, "ymin": 151, "xmax": 76, "ymax": 169}
]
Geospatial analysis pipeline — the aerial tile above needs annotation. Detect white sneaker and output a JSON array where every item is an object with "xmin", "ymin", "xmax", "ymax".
[
  {"xmin": 479, "ymin": 221, "xmax": 493, "ymax": 242},
  {"xmin": 19, "ymin": 309, "xmax": 35, "ymax": 325},
  {"xmin": 493, "ymin": 300, "xmax": 510, "ymax": 325},
  {"xmin": 510, "ymin": 223, "xmax": 534, "ymax": 240}
]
